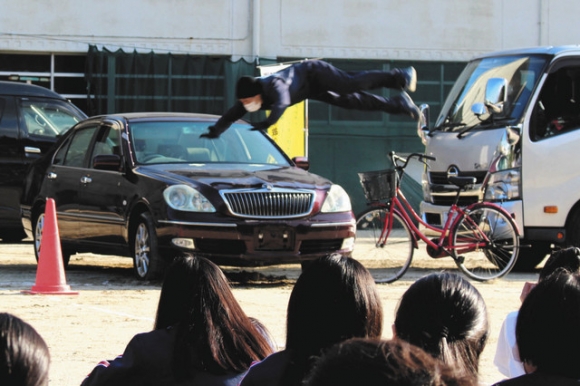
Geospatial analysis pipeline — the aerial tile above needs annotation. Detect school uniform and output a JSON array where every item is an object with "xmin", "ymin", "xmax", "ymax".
[
  {"xmin": 212, "ymin": 59, "xmax": 411, "ymax": 134},
  {"xmin": 81, "ymin": 327, "xmax": 246, "ymax": 386}
]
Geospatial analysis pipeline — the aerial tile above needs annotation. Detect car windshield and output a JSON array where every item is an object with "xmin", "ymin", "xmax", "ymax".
[
  {"xmin": 129, "ymin": 121, "xmax": 292, "ymax": 166},
  {"xmin": 435, "ymin": 54, "xmax": 550, "ymax": 132},
  {"xmin": 20, "ymin": 98, "xmax": 86, "ymax": 137}
]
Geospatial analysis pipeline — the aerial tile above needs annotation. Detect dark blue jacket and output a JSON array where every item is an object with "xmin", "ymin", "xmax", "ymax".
[{"xmin": 213, "ymin": 61, "xmax": 315, "ymax": 132}]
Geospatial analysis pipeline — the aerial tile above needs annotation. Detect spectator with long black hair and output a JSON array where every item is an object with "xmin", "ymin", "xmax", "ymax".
[
  {"xmin": 393, "ymin": 272, "xmax": 489, "ymax": 382},
  {"xmin": 240, "ymin": 254, "xmax": 383, "ymax": 386},
  {"xmin": 81, "ymin": 254, "xmax": 273, "ymax": 386}
]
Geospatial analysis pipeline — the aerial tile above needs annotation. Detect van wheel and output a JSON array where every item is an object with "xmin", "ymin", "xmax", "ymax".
[
  {"xmin": 300, "ymin": 260, "xmax": 313, "ymax": 271},
  {"xmin": 512, "ymin": 240, "xmax": 550, "ymax": 271},
  {"xmin": 132, "ymin": 212, "xmax": 164, "ymax": 280},
  {"xmin": 33, "ymin": 209, "xmax": 71, "ymax": 268},
  {"xmin": 567, "ymin": 208, "xmax": 580, "ymax": 252}
]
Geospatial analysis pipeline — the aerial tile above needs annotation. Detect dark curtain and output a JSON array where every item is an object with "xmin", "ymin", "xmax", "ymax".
[{"xmin": 85, "ymin": 45, "xmax": 256, "ymax": 116}]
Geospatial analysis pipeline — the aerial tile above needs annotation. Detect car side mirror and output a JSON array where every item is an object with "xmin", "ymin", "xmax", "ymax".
[
  {"xmin": 93, "ymin": 154, "xmax": 122, "ymax": 172},
  {"xmin": 292, "ymin": 156, "xmax": 309, "ymax": 171}
]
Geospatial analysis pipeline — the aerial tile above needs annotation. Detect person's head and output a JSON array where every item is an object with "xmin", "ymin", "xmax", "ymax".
[
  {"xmin": 154, "ymin": 254, "xmax": 273, "ymax": 377},
  {"xmin": 283, "ymin": 254, "xmax": 383, "ymax": 384},
  {"xmin": 0, "ymin": 313, "xmax": 50, "ymax": 386},
  {"xmin": 539, "ymin": 246, "xmax": 580, "ymax": 281},
  {"xmin": 236, "ymin": 76, "xmax": 263, "ymax": 112},
  {"xmin": 305, "ymin": 338, "xmax": 475, "ymax": 386},
  {"xmin": 516, "ymin": 269, "xmax": 580, "ymax": 378},
  {"xmin": 394, "ymin": 272, "xmax": 488, "ymax": 380},
  {"xmin": 286, "ymin": 254, "xmax": 383, "ymax": 352}
]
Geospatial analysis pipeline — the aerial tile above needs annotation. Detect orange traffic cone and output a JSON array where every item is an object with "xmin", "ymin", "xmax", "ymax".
[{"xmin": 23, "ymin": 198, "xmax": 78, "ymax": 295}]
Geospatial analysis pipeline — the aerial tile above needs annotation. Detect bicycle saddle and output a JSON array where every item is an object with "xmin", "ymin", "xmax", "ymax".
[{"xmin": 448, "ymin": 175, "xmax": 476, "ymax": 188}]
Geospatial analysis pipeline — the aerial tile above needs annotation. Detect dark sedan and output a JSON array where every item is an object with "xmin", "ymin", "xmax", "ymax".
[{"xmin": 21, "ymin": 113, "xmax": 355, "ymax": 279}]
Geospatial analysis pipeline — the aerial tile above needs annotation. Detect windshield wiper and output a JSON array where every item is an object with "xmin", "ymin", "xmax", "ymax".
[
  {"xmin": 430, "ymin": 121, "xmax": 467, "ymax": 136},
  {"xmin": 439, "ymin": 122, "xmax": 467, "ymax": 129},
  {"xmin": 457, "ymin": 117, "xmax": 513, "ymax": 139}
]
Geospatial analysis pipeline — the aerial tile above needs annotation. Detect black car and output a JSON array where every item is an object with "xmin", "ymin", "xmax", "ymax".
[
  {"xmin": 21, "ymin": 112, "xmax": 356, "ymax": 279},
  {"xmin": 0, "ymin": 81, "xmax": 87, "ymax": 241}
]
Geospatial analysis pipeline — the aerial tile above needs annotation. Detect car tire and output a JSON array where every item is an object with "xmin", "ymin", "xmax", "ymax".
[
  {"xmin": 132, "ymin": 212, "xmax": 164, "ymax": 280},
  {"xmin": 33, "ymin": 209, "xmax": 71, "ymax": 268}
]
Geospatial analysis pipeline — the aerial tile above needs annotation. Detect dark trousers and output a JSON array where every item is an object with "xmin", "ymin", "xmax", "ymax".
[{"xmin": 304, "ymin": 60, "xmax": 403, "ymax": 112}]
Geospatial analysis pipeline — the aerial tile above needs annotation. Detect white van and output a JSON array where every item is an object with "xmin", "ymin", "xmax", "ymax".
[{"xmin": 418, "ymin": 46, "xmax": 580, "ymax": 269}]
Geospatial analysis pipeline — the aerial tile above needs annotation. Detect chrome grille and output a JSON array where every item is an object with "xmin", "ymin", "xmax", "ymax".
[
  {"xmin": 429, "ymin": 171, "xmax": 487, "ymax": 185},
  {"xmin": 221, "ymin": 188, "xmax": 315, "ymax": 218}
]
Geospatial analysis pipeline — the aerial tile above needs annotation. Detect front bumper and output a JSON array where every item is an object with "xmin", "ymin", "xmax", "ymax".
[{"xmin": 156, "ymin": 213, "xmax": 356, "ymax": 266}]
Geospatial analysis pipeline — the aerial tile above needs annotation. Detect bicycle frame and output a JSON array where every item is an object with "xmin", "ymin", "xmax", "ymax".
[
  {"xmin": 357, "ymin": 151, "xmax": 521, "ymax": 282},
  {"xmin": 378, "ymin": 185, "xmax": 497, "ymax": 260}
]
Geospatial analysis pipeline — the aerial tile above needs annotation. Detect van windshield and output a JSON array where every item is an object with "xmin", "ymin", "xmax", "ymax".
[{"xmin": 435, "ymin": 54, "xmax": 550, "ymax": 132}]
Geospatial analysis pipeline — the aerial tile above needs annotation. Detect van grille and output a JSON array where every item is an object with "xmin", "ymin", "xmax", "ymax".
[
  {"xmin": 222, "ymin": 188, "xmax": 315, "ymax": 218},
  {"xmin": 429, "ymin": 171, "xmax": 487, "ymax": 185}
]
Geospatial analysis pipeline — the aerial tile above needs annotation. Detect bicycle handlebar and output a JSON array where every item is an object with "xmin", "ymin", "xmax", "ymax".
[{"xmin": 388, "ymin": 151, "xmax": 436, "ymax": 170}]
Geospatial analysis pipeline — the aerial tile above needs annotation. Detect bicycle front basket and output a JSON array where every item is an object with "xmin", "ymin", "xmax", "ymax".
[{"xmin": 358, "ymin": 169, "xmax": 398, "ymax": 202}]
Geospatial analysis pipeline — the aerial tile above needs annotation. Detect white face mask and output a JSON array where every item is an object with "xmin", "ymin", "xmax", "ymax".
[{"xmin": 243, "ymin": 101, "xmax": 262, "ymax": 113}]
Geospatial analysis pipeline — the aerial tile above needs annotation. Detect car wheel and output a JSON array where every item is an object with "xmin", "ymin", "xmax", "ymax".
[
  {"xmin": 132, "ymin": 212, "xmax": 164, "ymax": 280},
  {"xmin": 33, "ymin": 209, "xmax": 71, "ymax": 268}
]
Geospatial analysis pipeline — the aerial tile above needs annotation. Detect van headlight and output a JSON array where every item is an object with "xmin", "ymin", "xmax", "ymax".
[
  {"xmin": 422, "ymin": 178, "xmax": 432, "ymax": 202},
  {"xmin": 321, "ymin": 185, "xmax": 352, "ymax": 213},
  {"xmin": 163, "ymin": 185, "xmax": 216, "ymax": 212},
  {"xmin": 484, "ymin": 169, "xmax": 520, "ymax": 201}
]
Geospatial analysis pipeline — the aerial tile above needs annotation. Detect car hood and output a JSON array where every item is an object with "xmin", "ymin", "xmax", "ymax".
[{"xmin": 136, "ymin": 163, "xmax": 332, "ymax": 190}]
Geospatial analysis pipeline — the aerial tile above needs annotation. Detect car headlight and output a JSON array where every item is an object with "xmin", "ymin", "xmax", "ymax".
[
  {"xmin": 484, "ymin": 169, "xmax": 520, "ymax": 201},
  {"xmin": 163, "ymin": 185, "xmax": 216, "ymax": 212},
  {"xmin": 321, "ymin": 184, "xmax": 352, "ymax": 213}
]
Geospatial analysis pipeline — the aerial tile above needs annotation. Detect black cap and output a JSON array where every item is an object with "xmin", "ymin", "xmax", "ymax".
[{"xmin": 236, "ymin": 76, "xmax": 263, "ymax": 99}]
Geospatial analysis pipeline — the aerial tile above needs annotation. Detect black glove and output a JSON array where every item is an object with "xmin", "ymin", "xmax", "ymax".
[
  {"xmin": 200, "ymin": 126, "xmax": 220, "ymax": 139},
  {"xmin": 250, "ymin": 121, "xmax": 270, "ymax": 132}
]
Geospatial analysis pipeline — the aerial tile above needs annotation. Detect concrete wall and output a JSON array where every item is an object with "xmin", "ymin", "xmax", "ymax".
[{"xmin": 1, "ymin": 0, "xmax": 580, "ymax": 60}]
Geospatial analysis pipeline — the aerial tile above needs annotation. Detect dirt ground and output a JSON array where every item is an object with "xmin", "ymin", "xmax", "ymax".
[{"xmin": 0, "ymin": 239, "xmax": 539, "ymax": 385}]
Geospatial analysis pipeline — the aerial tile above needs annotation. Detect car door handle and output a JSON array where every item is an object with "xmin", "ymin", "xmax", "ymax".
[
  {"xmin": 25, "ymin": 146, "xmax": 42, "ymax": 154},
  {"xmin": 80, "ymin": 176, "xmax": 92, "ymax": 184},
  {"xmin": 47, "ymin": 172, "xmax": 57, "ymax": 180}
]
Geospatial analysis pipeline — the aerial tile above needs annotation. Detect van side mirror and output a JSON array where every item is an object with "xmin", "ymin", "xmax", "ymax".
[
  {"xmin": 292, "ymin": 156, "xmax": 309, "ymax": 171},
  {"xmin": 417, "ymin": 104, "xmax": 432, "ymax": 145},
  {"xmin": 419, "ymin": 104, "xmax": 430, "ymax": 131},
  {"xmin": 93, "ymin": 154, "xmax": 122, "ymax": 171},
  {"xmin": 484, "ymin": 77, "xmax": 508, "ymax": 114}
]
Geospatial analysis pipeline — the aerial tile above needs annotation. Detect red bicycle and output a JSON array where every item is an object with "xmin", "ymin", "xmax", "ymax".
[{"xmin": 353, "ymin": 151, "xmax": 520, "ymax": 283}]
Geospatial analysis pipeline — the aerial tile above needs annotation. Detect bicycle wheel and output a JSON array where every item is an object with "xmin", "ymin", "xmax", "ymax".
[
  {"xmin": 451, "ymin": 203, "xmax": 519, "ymax": 281},
  {"xmin": 353, "ymin": 207, "xmax": 414, "ymax": 283}
]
